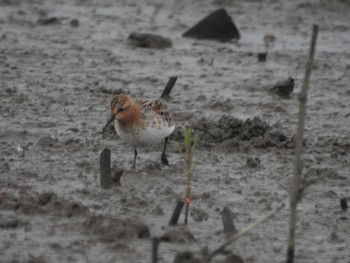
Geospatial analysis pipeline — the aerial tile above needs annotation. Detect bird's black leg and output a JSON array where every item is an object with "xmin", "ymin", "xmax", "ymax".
[
  {"xmin": 132, "ymin": 148, "xmax": 138, "ymax": 169},
  {"xmin": 161, "ymin": 137, "xmax": 169, "ymax": 165}
]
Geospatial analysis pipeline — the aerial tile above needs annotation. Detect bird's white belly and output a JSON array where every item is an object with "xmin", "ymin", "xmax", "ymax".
[{"xmin": 115, "ymin": 122, "xmax": 175, "ymax": 147}]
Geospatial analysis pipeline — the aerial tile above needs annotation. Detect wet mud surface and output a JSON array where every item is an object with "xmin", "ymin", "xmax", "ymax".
[{"xmin": 1, "ymin": 0, "xmax": 350, "ymax": 262}]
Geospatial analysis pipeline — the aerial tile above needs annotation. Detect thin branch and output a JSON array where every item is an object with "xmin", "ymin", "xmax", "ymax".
[
  {"xmin": 287, "ymin": 24, "xmax": 319, "ymax": 263},
  {"xmin": 160, "ymin": 76, "xmax": 177, "ymax": 98}
]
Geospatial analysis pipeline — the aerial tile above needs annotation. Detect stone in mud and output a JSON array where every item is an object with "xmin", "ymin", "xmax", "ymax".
[
  {"xmin": 111, "ymin": 165, "xmax": 124, "ymax": 185},
  {"xmin": 173, "ymin": 251, "xmax": 200, "ymax": 263},
  {"xmin": 70, "ymin": 19, "xmax": 79, "ymax": 28},
  {"xmin": 38, "ymin": 192, "xmax": 55, "ymax": 206},
  {"xmin": 128, "ymin": 32, "xmax": 172, "ymax": 49},
  {"xmin": 37, "ymin": 17, "xmax": 60, "ymax": 26},
  {"xmin": 183, "ymin": 8, "xmax": 240, "ymax": 42},
  {"xmin": 135, "ymin": 224, "xmax": 150, "ymax": 238},
  {"xmin": 257, "ymin": 52, "xmax": 267, "ymax": 63},
  {"xmin": 269, "ymin": 77, "xmax": 294, "ymax": 97},
  {"xmin": 246, "ymin": 157, "xmax": 261, "ymax": 168},
  {"xmin": 37, "ymin": 136, "xmax": 59, "ymax": 148}
]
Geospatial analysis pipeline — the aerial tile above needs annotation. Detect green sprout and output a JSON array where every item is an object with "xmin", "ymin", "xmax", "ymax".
[{"xmin": 175, "ymin": 128, "xmax": 198, "ymax": 224}]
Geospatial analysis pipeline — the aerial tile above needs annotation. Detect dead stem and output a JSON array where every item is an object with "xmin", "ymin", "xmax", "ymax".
[{"xmin": 286, "ymin": 24, "xmax": 319, "ymax": 263}]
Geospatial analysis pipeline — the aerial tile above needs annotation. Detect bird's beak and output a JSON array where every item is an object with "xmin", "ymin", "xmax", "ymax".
[{"xmin": 105, "ymin": 114, "xmax": 115, "ymax": 128}]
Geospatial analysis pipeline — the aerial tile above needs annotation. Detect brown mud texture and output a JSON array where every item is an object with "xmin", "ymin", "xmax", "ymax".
[{"xmin": 1, "ymin": 0, "xmax": 350, "ymax": 262}]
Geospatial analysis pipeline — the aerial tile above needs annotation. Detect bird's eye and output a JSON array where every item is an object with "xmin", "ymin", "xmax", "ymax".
[{"xmin": 117, "ymin": 108, "xmax": 124, "ymax": 113}]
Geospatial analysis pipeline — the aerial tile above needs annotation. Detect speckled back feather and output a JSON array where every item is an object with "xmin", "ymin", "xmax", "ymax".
[{"xmin": 135, "ymin": 99, "xmax": 173, "ymax": 126}]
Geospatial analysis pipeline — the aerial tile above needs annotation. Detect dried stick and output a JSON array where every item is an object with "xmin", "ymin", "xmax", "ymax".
[
  {"xmin": 287, "ymin": 24, "xmax": 318, "ymax": 263},
  {"xmin": 221, "ymin": 207, "xmax": 237, "ymax": 235},
  {"xmin": 152, "ymin": 237, "xmax": 159, "ymax": 263},
  {"xmin": 169, "ymin": 200, "xmax": 184, "ymax": 226},
  {"xmin": 100, "ymin": 148, "xmax": 112, "ymax": 189},
  {"xmin": 204, "ymin": 205, "xmax": 284, "ymax": 263},
  {"xmin": 160, "ymin": 76, "xmax": 177, "ymax": 98}
]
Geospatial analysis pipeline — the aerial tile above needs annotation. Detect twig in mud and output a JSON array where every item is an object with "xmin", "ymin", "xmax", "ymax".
[
  {"xmin": 287, "ymin": 24, "xmax": 318, "ymax": 263},
  {"xmin": 160, "ymin": 76, "xmax": 177, "ymax": 98},
  {"xmin": 221, "ymin": 207, "xmax": 237, "ymax": 235},
  {"xmin": 100, "ymin": 148, "xmax": 112, "ymax": 189},
  {"xmin": 340, "ymin": 198, "xmax": 347, "ymax": 212},
  {"xmin": 203, "ymin": 205, "xmax": 284, "ymax": 263},
  {"xmin": 169, "ymin": 199, "xmax": 185, "ymax": 226},
  {"xmin": 152, "ymin": 237, "xmax": 159, "ymax": 263}
]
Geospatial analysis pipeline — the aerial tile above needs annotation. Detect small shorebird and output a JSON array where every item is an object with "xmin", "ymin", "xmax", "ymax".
[{"xmin": 105, "ymin": 90, "xmax": 175, "ymax": 168}]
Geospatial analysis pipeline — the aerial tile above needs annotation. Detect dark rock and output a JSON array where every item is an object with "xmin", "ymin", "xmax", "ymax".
[
  {"xmin": 128, "ymin": 32, "xmax": 172, "ymax": 49},
  {"xmin": 246, "ymin": 157, "xmax": 261, "ymax": 168},
  {"xmin": 173, "ymin": 251, "xmax": 200, "ymax": 263},
  {"xmin": 269, "ymin": 77, "xmax": 294, "ymax": 97},
  {"xmin": 37, "ymin": 17, "xmax": 60, "ymax": 26},
  {"xmin": 135, "ymin": 224, "xmax": 150, "ymax": 238},
  {"xmin": 257, "ymin": 52, "xmax": 267, "ymax": 62},
  {"xmin": 111, "ymin": 165, "xmax": 124, "ymax": 185},
  {"xmin": 70, "ymin": 19, "xmax": 79, "ymax": 28},
  {"xmin": 183, "ymin": 8, "xmax": 240, "ymax": 42},
  {"xmin": 340, "ymin": 198, "xmax": 347, "ymax": 212},
  {"xmin": 38, "ymin": 192, "xmax": 54, "ymax": 206}
]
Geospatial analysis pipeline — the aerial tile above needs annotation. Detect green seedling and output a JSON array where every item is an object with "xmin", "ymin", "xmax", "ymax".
[{"xmin": 175, "ymin": 128, "xmax": 198, "ymax": 224}]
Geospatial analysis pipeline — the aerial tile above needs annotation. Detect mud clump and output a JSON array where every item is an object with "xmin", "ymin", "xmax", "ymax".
[
  {"xmin": 173, "ymin": 251, "xmax": 200, "ymax": 263},
  {"xmin": 195, "ymin": 115, "xmax": 244, "ymax": 143},
  {"xmin": 128, "ymin": 32, "xmax": 172, "ymax": 49},
  {"xmin": 85, "ymin": 215, "xmax": 150, "ymax": 242},
  {"xmin": 172, "ymin": 115, "xmax": 293, "ymax": 150},
  {"xmin": 1, "ymin": 191, "xmax": 89, "ymax": 217},
  {"xmin": 0, "ymin": 218, "xmax": 19, "ymax": 229}
]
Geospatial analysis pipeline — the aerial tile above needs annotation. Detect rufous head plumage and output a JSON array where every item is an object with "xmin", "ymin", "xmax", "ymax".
[{"xmin": 109, "ymin": 90, "xmax": 140, "ymax": 129}]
